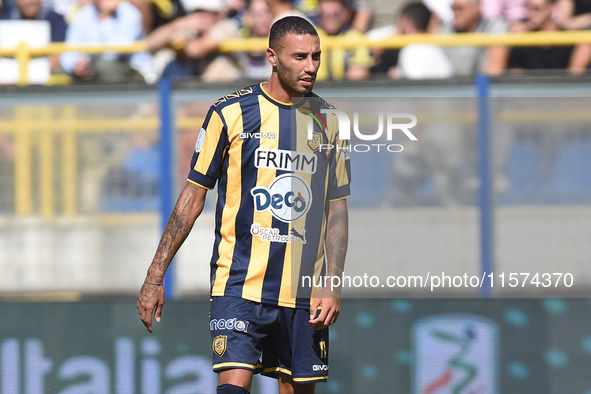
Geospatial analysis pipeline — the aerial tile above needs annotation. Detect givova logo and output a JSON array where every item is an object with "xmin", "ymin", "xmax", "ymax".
[
  {"xmin": 251, "ymin": 174, "xmax": 312, "ymax": 223},
  {"xmin": 412, "ymin": 314, "xmax": 498, "ymax": 394}
]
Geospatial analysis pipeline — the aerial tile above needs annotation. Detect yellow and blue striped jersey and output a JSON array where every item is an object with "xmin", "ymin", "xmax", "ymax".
[{"xmin": 188, "ymin": 82, "xmax": 351, "ymax": 308}]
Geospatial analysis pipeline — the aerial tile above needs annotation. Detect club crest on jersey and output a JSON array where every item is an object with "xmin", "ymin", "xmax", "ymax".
[
  {"xmin": 308, "ymin": 131, "xmax": 323, "ymax": 152},
  {"xmin": 303, "ymin": 106, "xmax": 325, "ymax": 152},
  {"xmin": 213, "ymin": 335, "xmax": 227, "ymax": 357},
  {"xmin": 250, "ymin": 174, "xmax": 312, "ymax": 223}
]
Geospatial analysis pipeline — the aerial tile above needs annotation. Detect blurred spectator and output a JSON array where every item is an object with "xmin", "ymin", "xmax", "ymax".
[
  {"xmin": 372, "ymin": 2, "xmax": 453, "ymax": 79},
  {"xmin": 442, "ymin": 0, "xmax": 509, "ymax": 77},
  {"xmin": 349, "ymin": 0, "xmax": 372, "ymax": 32},
  {"xmin": 50, "ymin": 0, "xmax": 90, "ymax": 22},
  {"xmin": 316, "ymin": 0, "xmax": 372, "ymax": 80},
  {"xmin": 237, "ymin": 0, "xmax": 273, "ymax": 80},
  {"xmin": 128, "ymin": 0, "xmax": 154, "ymax": 34},
  {"xmin": 0, "ymin": 0, "xmax": 67, "ymax": 72},
  {"xmin": 60, "ymin": 0, "xmax": 155, "ymax": 83},
  {"xmin": 481, "ymin": 0, "xmax": 527, "ymax": 23},
  {"xmin": 558, "ymin": 0, "xmax": 591, "ymax": 30},
  {"xmin": 424, "ymin": 0, "xmax": 454, "ymax": 24},
  {"xmin": 147, "ymin": 0, "xmax": 241, "ymax": 81},
  {"xmin": 266, "ymin": 0, "xmax": 308, "ymax": 23},
  {"xmin": 226, "ymin": 0, "xmax": 247, "ymax": 16},
  {"xmin": 509, "ymin": 0, "xmax": 591, "ymax": 74},
  {"xmin": 293, "ymin": 0, "xmax": 371, "ymax": 31},
  {"xmin": 367, "ymin": 0, "xmax": 406, "ymax": 32},
  {"xmin": 366, "ymin": 0, "xmax": 449, "ymax": 40},
  {"xmin": 137, "ymin": 0, "xmax": 193, "ymax": 34},
  {"xmin": 0, "ymin": 0, "xmax": 15, "ymax": 15}
]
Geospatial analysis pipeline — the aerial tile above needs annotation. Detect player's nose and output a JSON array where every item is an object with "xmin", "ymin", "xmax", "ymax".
[{"xmin": 303, "ymin": 56, "xmax": 319, "ymax": 74}]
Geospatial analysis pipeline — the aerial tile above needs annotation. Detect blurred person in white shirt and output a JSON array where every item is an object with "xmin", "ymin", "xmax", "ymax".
[
  {"xmin": 442, "ymin": 0, "xmax": 509, "ymax": 76},
  {"xmin": 60, "ymin": 0, "xmax": 155, "ymax": 83},
  {"xmin": 391, "ymin": 2, "xmax": 453, "ymax": 79}
]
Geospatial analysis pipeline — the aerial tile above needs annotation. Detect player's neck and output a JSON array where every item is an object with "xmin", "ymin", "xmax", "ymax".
[{"xmin": 264, "ymin": 76, "xmax": 303, "ymax": 104}]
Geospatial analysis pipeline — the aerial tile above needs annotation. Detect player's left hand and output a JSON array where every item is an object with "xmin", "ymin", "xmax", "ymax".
[
  {"xmin": 137, "ymin": 281, "xmax": 165, "ymax": 333},
  {"xmin": 309, "ymin": 292, "xmax": 341, "ymax": 330}
]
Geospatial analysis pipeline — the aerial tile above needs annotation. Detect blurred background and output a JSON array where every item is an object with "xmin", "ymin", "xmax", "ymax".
[{"xmin": 2, "ymin": 0, "xmax": 591, "ymax": 392}]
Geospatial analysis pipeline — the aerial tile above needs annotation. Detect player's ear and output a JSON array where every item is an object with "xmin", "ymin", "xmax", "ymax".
[{"xmin": 267, "ymin": 47, "xmax": 278, "ymax": 67}]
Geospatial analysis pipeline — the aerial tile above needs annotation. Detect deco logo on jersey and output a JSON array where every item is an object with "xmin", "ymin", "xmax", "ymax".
[
  {"xmin": 254, "ymin": 148, "xmax": 317, "ymax": 174},
  {"xmin": 251, "ymin": 174, "xmax": 312, "ymax": 223}
]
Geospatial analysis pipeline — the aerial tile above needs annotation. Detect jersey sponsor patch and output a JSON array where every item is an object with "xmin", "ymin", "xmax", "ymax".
[
  {"xmin": 210, "ymin": 318, "xmax": 249, "ymax": 332},
  {"xmin": 250, "ymin": 224, "xmax": 307, "ymax": 244},
  {"xmin": 255, "ymin": 148, "xmax": 317, "ymax": 174},
  {"xmin": 195, "ymin": 128, "xmax": 206, "ymax": 153},
  {"xmin": 251, "ymin": 174, "xmax": 312, "ymax": 223}
]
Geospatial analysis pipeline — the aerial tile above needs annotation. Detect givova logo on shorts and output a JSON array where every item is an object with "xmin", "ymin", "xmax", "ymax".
[
  {"xmin": 251, "ymin": 174, "xmax": 312, "ymax": 223},
  {"xmin": 210, "ymin": 318, "xmax": 249, "ymax": 332}
]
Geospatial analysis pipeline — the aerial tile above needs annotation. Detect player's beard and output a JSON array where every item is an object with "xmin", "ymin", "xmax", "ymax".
[{"xmin": 276, "ymin": 57, "xmax": 316, "ymax": 97}]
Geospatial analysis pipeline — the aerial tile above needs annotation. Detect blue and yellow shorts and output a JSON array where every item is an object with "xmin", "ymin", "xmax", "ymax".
[{"xmin": 209, "ymin": 296, "xmax": 329, "ymax": 384}]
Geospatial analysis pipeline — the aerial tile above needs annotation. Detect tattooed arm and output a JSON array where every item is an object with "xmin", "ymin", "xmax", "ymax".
[
  {"xmin": 137, "ymin": 181, "xmax": 207, "ymax": 333},
  {"xmin": 309, "ymin": 199, "xmax": 349, "ymax": 330}
]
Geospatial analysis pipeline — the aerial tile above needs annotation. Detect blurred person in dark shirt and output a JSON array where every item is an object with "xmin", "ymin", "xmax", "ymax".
[
  {"xmin": 0, "ymin": 0, "xmax": 67, "ymax": 72},
  {"xmin": 508, "ymin": 0, "xmax": 591, "ymax": 74},
  {"xmin": 558, "ymin": 0, "xmax": 591, "ymax": 30}
]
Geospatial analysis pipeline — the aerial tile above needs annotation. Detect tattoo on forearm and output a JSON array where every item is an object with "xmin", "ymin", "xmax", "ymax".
[
  {"xmin": 147, "ymin": 183, "xmax": 202, "ymax": 280},
  {"xmin": 326, "ymin": 203, "xmax": 348, "ymax": 282}
]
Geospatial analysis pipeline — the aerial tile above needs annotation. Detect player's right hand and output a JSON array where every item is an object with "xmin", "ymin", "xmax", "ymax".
[{"xmin": 137, "ymin": 281, "xmax": 165, "ymax": 333}]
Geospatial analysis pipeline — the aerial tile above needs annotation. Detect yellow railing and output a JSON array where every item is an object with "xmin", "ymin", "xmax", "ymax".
[
  {"xmin": 0, "ymin": 111, "xmax": 203, "ymax": 217},
  {"xmin": 1, "ymin": 31, "xmax": 591, "ymax": 86},
  {"xmin": 2, "ymin": 30, "xmax": 591, "ymax": 217},
  {"xmin": 0, "ymin": 42, "xmax": 148, "ymax": 86}
]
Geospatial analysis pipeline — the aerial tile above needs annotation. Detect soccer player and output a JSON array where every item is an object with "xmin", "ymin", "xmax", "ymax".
[{"xmin": 137, "ymin": 16, "xmax": 351, "ymax": 394}]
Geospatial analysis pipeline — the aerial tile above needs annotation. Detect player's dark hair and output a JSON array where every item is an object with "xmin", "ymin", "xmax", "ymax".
[
  {"xmin": 269, "ymin": 16, "xmax": 318, "ymax": 51},
  {"xmin": 400, "ymin": 2, "xmax": 432, "ymax": 33}
]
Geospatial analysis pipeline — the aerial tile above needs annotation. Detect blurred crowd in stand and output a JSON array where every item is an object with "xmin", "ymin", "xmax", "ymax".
[{"xmin": 0, "ymin": 0, "xmax": 591, "ymax": 84}]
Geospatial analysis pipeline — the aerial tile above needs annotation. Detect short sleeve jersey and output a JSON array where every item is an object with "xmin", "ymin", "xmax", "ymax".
[{"xmin": 188, "ymin": 83, "xmax": 351, "ymax": 309}]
